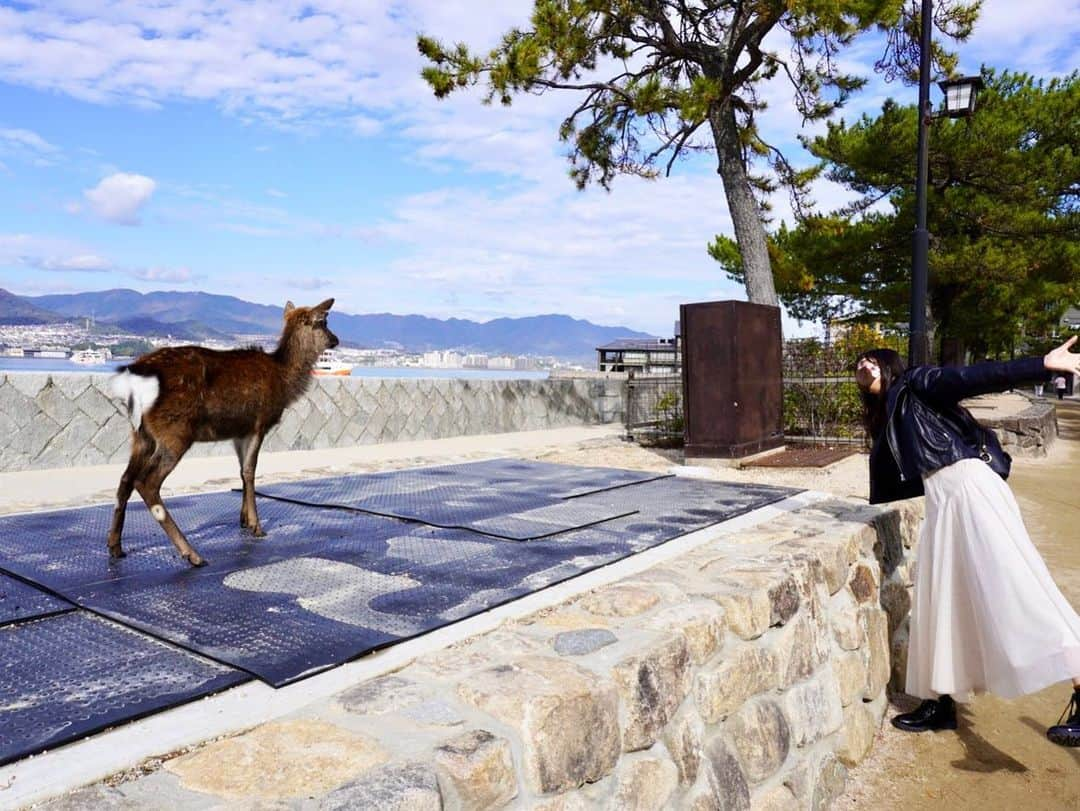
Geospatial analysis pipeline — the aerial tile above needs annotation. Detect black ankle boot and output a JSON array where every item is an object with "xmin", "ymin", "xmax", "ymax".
[
  {"xmin": 891, "ymin": 695, "xmax": 957, "ymax": 732},
  {"xmin": 1046, "ymin": 689, "xmax": 1080, "ymax": 747}
]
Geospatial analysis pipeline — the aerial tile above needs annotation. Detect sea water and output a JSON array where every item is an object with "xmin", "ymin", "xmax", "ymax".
[{"xmin": 0, "ymin": 356, "xmax": 550, "ymax": 380}]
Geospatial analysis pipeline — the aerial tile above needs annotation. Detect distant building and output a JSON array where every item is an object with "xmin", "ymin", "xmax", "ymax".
[
  {"xmin": 596, "ymin": 338, "xmax": 680, "ymax": 375},
  {"xmin": 824, "ymin": 317, "xmax": 905, "ymax": 345},
  {"xmin": 1061, "ymin": 306, "xmax": 1080, "ymax": 331}
]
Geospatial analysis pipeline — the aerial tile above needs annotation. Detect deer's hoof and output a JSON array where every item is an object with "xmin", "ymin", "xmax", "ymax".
[
  {"xmin": 109, "ymin": 548, "xmax": 127, "ymax": 560},
  {"xmin": 184, "ymin": 552, "xmax": 207, "ymax": 568},
  {"xmin": 252, "ymin": 526, "xmax": 267, "ymax": 538}
]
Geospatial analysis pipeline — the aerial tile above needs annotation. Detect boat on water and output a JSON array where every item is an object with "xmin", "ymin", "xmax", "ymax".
[
  {"xmin": 311, "ymin": 349, "xmax": 354, "ymax": 376},
  {"xmin": 69, "ymin": 348, "xmax": 111, "ymax": 365}
]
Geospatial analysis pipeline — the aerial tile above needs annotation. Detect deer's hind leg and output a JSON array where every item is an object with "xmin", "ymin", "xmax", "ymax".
[
  {"xmin": 136, "ymin": 437, "xmax": 206, "ymax": 567},
  {"xmin": 107, "ymin": 429, "xmax": 154, "ymax": 559},
  {"xmin": 234, "ymin": 434, "xmax": 266, "ymax": 537}
]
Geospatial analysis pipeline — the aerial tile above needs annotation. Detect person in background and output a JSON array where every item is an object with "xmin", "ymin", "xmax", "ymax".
[
  {"xmin": 854, "ymin": 337, "xmax": 1080, "ymax": 747},
  {"xmin": 1054, "ymin": 373, "xmax": 1068, "ymax": 400}
]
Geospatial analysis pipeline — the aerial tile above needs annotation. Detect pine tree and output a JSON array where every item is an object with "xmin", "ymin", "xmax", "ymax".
[
  {"xmin": 418, "ymin": 1, "xmax": 978, "ymax": 307},
  {"xmin": 712, "ymin": 69, "xmax": 1080, "ymax": 359}
]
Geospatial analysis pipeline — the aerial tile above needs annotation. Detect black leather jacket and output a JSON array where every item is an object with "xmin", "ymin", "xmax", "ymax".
[{"xmin": 868, "ymin": 356, "xmax": 1047, "ymax": 504}]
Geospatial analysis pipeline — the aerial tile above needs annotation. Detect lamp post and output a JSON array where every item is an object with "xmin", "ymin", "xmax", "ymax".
[{"xmin": 908, "ymin": 0, "xmax": 983, "ymax": 367}]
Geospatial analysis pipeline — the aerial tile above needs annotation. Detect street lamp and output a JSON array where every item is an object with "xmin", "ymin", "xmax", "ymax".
[
  {"xmin": 937, "ymin": 76, "xmax": 985, "ymax": 118},
  {"xmin": 908, "ymin": 0, "xmax": 982, "ymax": 367}
]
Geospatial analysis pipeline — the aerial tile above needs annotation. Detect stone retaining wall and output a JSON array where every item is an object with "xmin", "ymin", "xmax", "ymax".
[
  {"xmin": 0, "ymin": 373, "xmax": 625, "ymax": 472},
  {"xmin": 982, "ymin": 397, "xmax": 1058, "ymax": 457},
  {"xmin": 142, "ymin": 495, "xmax": 923, "ymax": 810}
]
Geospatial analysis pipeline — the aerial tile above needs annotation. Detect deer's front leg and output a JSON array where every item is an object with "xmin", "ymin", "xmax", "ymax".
[{"xmin": 237, "ymin": 433, "xmax": 266, "ymax": 537}]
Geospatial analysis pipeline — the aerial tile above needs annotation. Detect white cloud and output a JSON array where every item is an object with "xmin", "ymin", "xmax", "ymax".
[
  {"xmin": 291, "ymin": 277, "xmax": 334, "ymax": 290},
  {"xmin": 0, "ymin": 125, "xmax": 61, "ymax": 166},
  {"xmin": 131, "ymin": 266, "xmax": 195, "ymax": 283},
  {"xmin": 0, "ymin": 1, "xmax": 534, "ymax": 128},
  {"xmin": 0, "ymin": 127, "xmax": 58, "ymax": 154},
  {"xmin": 265, "ymin": 187, "xmax": 287, "ymax": 198},
  {"xmin": 41, "ymin": 253, "xmax": 112, "ymax": 272},
  {"xmin": 350, "ymin": 114, "xmax": 383, "ymax": 136},
  {"xmin": 82, "ymin": 172, "xmax": 157, "ymax": 225},
  {"xmin": 0, "ymin": 233, "xmax": 113, "ymax": 273}
]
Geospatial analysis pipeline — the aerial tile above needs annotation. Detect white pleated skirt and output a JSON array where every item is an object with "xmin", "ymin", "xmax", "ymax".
[{"xmin": 906, "ymin": 459, "xmax": 1080, "ymax": 701}]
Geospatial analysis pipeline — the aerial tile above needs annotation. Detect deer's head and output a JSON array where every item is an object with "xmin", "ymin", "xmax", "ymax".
[{"xmin": 283, "ymin": 298, "xmax": 339, "ymax": 358}]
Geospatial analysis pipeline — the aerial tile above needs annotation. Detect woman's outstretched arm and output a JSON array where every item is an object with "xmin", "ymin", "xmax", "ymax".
[{"xmin": 907, "ymin": 337, "xmax": 1077, "ymax": 405}]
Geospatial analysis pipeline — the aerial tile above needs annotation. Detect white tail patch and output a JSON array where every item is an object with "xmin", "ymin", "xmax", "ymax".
[{"xmin": 108, "ymin": 370, "xmax": 159, "ymax": 429}]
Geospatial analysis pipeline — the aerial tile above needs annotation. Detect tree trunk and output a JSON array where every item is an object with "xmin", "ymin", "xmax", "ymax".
[{"xmin": 708, "ymin": 103, "xmax": 778, "ymax": 306}]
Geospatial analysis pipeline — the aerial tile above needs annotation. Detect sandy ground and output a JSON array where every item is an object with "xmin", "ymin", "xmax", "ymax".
[{"xmin": 836, "ymin": 399, "xmax": 1080, "ymax": 810}]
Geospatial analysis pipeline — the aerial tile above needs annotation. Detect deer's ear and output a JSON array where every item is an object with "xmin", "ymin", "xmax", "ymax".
[
  {"xmin": 316, "ymin": 298, "xmax": 334, "ymax": 311},
  {"xmin": 284, "ymin": 301, "xmax": 295, "ymax": 318}
]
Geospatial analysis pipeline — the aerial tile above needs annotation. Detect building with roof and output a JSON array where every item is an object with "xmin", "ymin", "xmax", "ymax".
[{"xmin": 596, "ymin": 337, "xmax": 680, "ymax": 374}]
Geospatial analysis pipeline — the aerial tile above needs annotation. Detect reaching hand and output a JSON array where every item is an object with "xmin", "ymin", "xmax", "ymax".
[{"xmin": 1044, "ymin": 336, "xmax": 1080, "ymax": 375}]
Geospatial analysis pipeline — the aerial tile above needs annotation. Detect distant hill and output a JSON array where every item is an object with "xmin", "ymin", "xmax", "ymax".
[
  {"xmin": 9, "ymin": 288, "xmax": 656, "ymax": 359},
  {"xmin": 108, "ymin": 316, "xmax": 233, "ymax": 342},
  {"xmin": 0, "ymin": 288, "xmax": 66, "ymax": 325}
]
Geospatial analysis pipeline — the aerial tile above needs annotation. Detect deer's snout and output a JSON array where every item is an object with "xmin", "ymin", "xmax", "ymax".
[{"xmin": 327, "ymin": 330, "xmax": 340, "ymax": 349}]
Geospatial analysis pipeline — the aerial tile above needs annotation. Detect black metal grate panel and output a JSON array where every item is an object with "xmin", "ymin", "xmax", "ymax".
[
  {"xmin": 0, "ymin": 573, "xmax": 73, "ymax": 627},
  {"xmin": 254, "ymin": 468, "xmax": 638, "ymax": 540},
  {"xmin": 0, "ymin": 612, "xmax": 247, "ymax": 766},
  {"xmin": 0, "ymin": 464, "xmax": 801, "ymax": 690}
]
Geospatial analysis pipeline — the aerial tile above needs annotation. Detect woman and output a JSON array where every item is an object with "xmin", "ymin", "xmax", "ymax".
[{"xmin": 854, "ymin": 336, "xmax": 1080, "ymax": 746}]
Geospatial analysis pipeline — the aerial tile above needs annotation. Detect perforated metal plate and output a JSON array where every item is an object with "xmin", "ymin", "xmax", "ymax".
[
  {"xmin": 0, "ymin": 492, "xmax": 392, "ymax": 591},
  {"xmin": 569, "ymin": 476, "xmax": 800, "ymax": 544},
  {"xmin": 254, "ymin": 468, "xmax": 638, "ymax": 540},
  {"xmin": 410, "ymin": 458, "xmax": 672, "ymax": 498},
  {"xmin": 0, "ymin": 464, "xmax": 801, "ymax": 689},
  {"xmin": 0, "ymin": 612, "xmax": 247, "ymax": 766},
  {"xmin": 0, "ymin": 572, "xmax": 73, "ymax": 627}
]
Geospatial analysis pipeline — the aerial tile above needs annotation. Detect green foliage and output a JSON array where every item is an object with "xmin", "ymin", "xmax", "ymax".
[
  {"xmin": 653, "ymin": 389, "xmax": 684, "ymax": 435},
  {"xmin": 726, "ymin": 69, "xmax": 1080, "ymax": 358},
  {"xmin": 109, "ymin": 339, "xmax": 154, "ymax": 357},
  {"xmin": 783, "ymin": 380, "xmax": 863, "ymax": 438},
  {"xmin": 782, "ymin": 336, "xmax": 874, "ymax": 438}
]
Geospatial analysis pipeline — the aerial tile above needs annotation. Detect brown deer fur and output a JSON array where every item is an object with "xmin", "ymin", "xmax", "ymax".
[{"xmin": 107, "ymin": 299, "xmax": 338, "ymax": 566}]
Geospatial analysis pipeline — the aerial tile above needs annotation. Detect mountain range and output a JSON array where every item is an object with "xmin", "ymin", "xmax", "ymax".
[{"xmin": 0, "ymin": 288, "xmax": 656, "ymax": 360}]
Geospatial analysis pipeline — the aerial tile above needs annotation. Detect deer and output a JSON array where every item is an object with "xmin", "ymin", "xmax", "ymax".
[{"xmin": 106, "ymin": 299, "xmax": 339, "ymax": 567}]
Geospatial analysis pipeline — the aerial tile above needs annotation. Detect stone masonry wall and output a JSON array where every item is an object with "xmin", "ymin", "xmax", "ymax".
[
  {"xmin": 139, "ymin": 495, "xmax": 923, "ymax": 810},
  {"xmin": 0, "ymin": 373, "xmax": 624, "ymax": 473},
  {"xmin": 982, "ymin": 398, "xmax": 1058, "ymax": 458}
]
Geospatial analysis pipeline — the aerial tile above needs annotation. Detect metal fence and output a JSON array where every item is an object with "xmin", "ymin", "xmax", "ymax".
[
  {"xmin": 624, "ymin": 374, "xmax": 683, "ymax": 438},
  {"xmin": 782, "ymin": 342, "xmax": 865, "ymax": 444},
  {"xmin": 623, "ymin": 343, "xmax": 866, "ymax": 445}
]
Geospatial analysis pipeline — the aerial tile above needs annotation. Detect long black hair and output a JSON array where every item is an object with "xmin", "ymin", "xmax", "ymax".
[{"xmin": 856, "ymin": 348, "xmax": 907, "ymax": 442}]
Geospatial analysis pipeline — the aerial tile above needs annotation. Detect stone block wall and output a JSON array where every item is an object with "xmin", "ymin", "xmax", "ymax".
[
  {"xmin": 150, "ymin": 495, "xmax": 924, "ymax": 810},
  {"xmin": 982, "ymin": 398, "xmax": 1058, "ymax": 457},
  {"xmin": 0, "ymin": 373, "xmax": 625, "ymax": 472}
]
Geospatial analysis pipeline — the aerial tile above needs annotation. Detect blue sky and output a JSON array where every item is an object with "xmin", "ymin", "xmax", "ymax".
[{"xmin": 1, "ymin": 1, "xmax": 1077, "ymax": 337}]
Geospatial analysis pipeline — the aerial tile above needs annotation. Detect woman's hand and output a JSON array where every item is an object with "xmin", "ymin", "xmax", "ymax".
[{"xmin": 1044, "ymin": 336, "xmax": 1080, "ymax": 375}]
